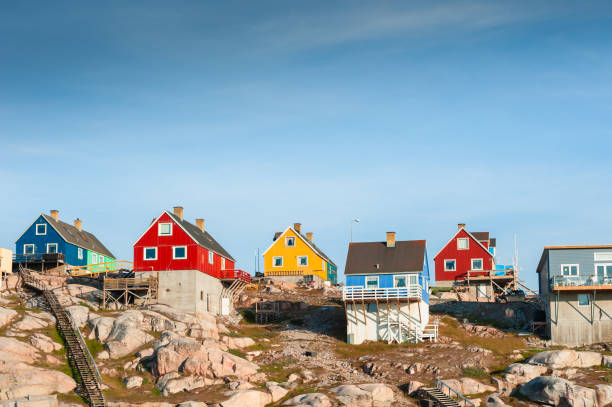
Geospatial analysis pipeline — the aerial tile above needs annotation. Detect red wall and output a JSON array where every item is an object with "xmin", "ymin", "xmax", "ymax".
[
  {"xmin": 434, "ymin": 229, "xmax": 493, "ymax": 283},
  {"xmin": 133, "ymin": 212, "xmax": 235, "ymax": 278}
]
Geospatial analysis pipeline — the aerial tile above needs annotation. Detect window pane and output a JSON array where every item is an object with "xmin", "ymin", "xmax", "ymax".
[
  {"xmin": 571, "ymin": 266, "xmax": 578, "ymax": 276},
  {"xmin": 578, "ymin": 294, "xmax": 589, "ymax": 306},
  {"xmin": 409, "ymin": 275, "xmax": 417, "ymax": 285},
  {"xmin": 458, "ymin": 239, "xmax": 468, "ymax": 249},
  {"xmin": 175, "ymin": 247, "xmax": 186, "ymax": 258},
  {"xmin": 366, "ymin": 277, "xmax": 378, "ymax": 288},
  {"xmin": 606, "ymin": 265, "xmax": 612, "ymax": 276},
  {"xmin": 395, "ymin": 277, "xmax": 406, "ymax": 287},
  {"xmin": 145, "ymin": 248, "xmax": 156, "ymax": 259},
  {"xmin": 446, "ymin": 260, "xmax": 455, "ymax": 270},
  {"xmin": 597, "ymin": 265, "xmax": 605, "ymax": 276},
  {"xmin": 562, "ymin": 266, "xmax": 569, "ymax": 275},
  {"xmin": 473, "ymin": 259, "xmax": 482, "ymax": 269},
  {"xmin": 160, "ymin": 223, "xmax": 171, "ymax": 235}
]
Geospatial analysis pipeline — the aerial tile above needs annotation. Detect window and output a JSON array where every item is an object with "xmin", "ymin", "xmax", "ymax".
[
  {"xmin": 92, "ymin": 253, "xmax": 98, "ymax": 263},
  {"xmin": 394, "ymin": 275, "xmax": 407, "ymax": 288},
  {"xmin": 365, "ymin": 276, "xmax": 378, "ymax": 289},
  {"xmin": 409, "ymin": 274, "xmax": 418, "ymax": 285},
  {"xmin": 578, "ymin": 294, "xmax": 590, "ymax": 306},
  {"xmin": 297, "ymin": 256, "xmax": 308, "ymax": 266},
  {"xmin": 24, "ymin": 244, "xmax": 35, "ymax": 255},
  {"xmin": 46, "ymin": 243, "xmax": 58, "ymax": 254},
  {"xmin": 158, "ymin": 223, "xmax": 172, "ymax": 236},
  {"xmin": 273, "ymin": 256, "xmax": 283, "ymax": 267},
  {"xmin": 594, "ymin": 252, "xmax": 612, "ymax": 261},
  {"xmin": 173, "ymin": 246, "xmax": 187, "ymax": 259},
  {"xmin": 457, "ymin": 238, "xmax": 469, "ymax": 250},
  {"xmin": 596, "ymin": 264, "xmax": 612, "ymax": 276},
  {"xmin": 36, "ymin": 224, "xmax": 47, "ymax": 235},
  {"xmin": 144, "ymin": 247, "xmax": 157, "ymax": 260},
  {"xmin": 208, "ymin": 251, "xmax": 214, "ymax": 264},
  {"xmin": 471, "ymin": 258, "xmax": 483, "ymax": 270},
  {"xmin": 285, "ymin": 237, "xmax": 295, "ymax": 247},
  {"xmin": 367, "ymin": 303, "xmax": 378, "ymax": 313},
  {"xmin": 562, "ymin": 264, "xmax": 579, "ymax": 276},
  {"xmin": 221, "ymin": 258, "xmax": 225, "ymax": 270},
  {"xmin": 78, "ymin": 248, "xmax": 83, "ymax": 260},
  {"xmin": 444, "ymin": 259, "xmax": 456, "ymax": 271}
]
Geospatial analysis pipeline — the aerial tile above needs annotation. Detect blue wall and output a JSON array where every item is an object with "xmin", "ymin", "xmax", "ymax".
[{"xmin": 15, "ymin": 215, "xmax": 87, "ymax": 266}]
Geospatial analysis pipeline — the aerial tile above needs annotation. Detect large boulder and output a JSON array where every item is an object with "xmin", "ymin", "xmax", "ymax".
[
  {"xmin": 527, "ymin": 350, "xmax": 602, "ymax": 369},
  {"xmin": 486, "ymin": 395, "xmax": 510, "ymax": 407},
  {"xmin": 148, "ymin": 305, "xmax": 219, "ymax": 340},
  {"xmin": 0, "ymin": 337, "xmax": 39, "ymax": 363},
  {"xmin": 0, "ymin": 307, "xmax": 18, "ymax": 327},
  {"xmin": 142, "ymin": 311, "xmax": 187, "ymax": 334},
  {"xmin": 221, "ymin": 390, "xmax": 272, "ymax": 407},
  {"xmin": 30, "ymin": 334, "xmax": 62, "ymax": 353},
  {"xmin": 503, "ymin": 363, "xmax": 548, "ymax": 385},
  {"xmin": 358, "ymin": 383, "xmax": 394, "ymax": 406},
  {"xmin": 519, "ymin": 376, "xmax": 598, "ymax": 407},
  {"xmin": 282, "ymin": 393, "xmax": 331, "ymax": 407},
  {"xmin": 330, "ymin": 385, "xmax": 371, "ymax": 407},
  {"xmin": 124, "ymin": 376, "xmax": 143, "ymax": 389},
  {"xmin": 88, "ymin": 316, "xmax": 116, "ymax": 342},
  {"xmin": 155, "ymin": 373, "xmax": 205, "ymax": 396},
  {"xmin": 0, "ymin": 362, "xmax": 76, "ymax": 399},
  {"xmin": 12, "ymin": 315, "xmax": 49, "ymax": 331},
  {"xmin": 266, "ymin": 382, "xmax": 289, "ymax": 402},
  {"xmin": 105, "ymin": 311, "xmax": 153, "ymax": 358},
  {"xmin": 596, "ymin": 384, "xmax": 612, "ymax": 406},
  {"xmin": 441, "ymin": 378, "xmax": 496, "ymax": 395},
  {"xmin": 153, "ymin": 338, "xmax": 258, "ymax": 380},
  {"xmin": 65, "ymin": 305, "xmax": 89, "ymax": 327},
  {"xmin": 222, "ymin": 336, "xmax": 255, "ymax": 349}
]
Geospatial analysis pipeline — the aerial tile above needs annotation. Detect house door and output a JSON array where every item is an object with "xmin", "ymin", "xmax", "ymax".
[
  {"xmin": 221, "ymin": 297, "xmax": 230, "ymax": 315},
  {"xmin": 476, "ymin": 285, "xmax": 487, "ymax": 298}
]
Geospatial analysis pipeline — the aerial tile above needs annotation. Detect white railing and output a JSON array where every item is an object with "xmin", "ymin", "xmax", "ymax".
[
  {"xmin": 552, "ymin": 275, "xmax": 612, "ymax": 289},
  {"xmin": 421, "ymin": 322, "xmax": 439, "ymax": 342},
  {"xmin": 342, "ymin": 285, "xmax": 421, "ymax": 301}
]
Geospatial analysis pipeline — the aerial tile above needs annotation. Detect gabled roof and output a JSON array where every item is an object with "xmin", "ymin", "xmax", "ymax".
[
  {"xmin": 262, "ymin": 226, "xmax": 337, "ymax": 268},
  {"xmin": 163, "ymin": 212, "xmax": 235, "ymax": 262},
  {"xmin": 35, "ymin": 214, "xmax": 115, "ymax": 258},
  {"xmin": 471, "ymin": 232, "xmax": 490, "ymax": 242},
  {"xmin": 433, "ymin": 228, "xmax": 493, "ymax": 260},
  {"xmin": 345, "ymin": 240, "xmax": 426, "ymax": 275}
]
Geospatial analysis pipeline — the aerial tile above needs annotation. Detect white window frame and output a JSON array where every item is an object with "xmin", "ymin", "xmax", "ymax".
[
  {"xmin": 208, "ymin": 251, "xmax": 214, "ymax": 264},
  {"xmin": 285, "ymin": 236, "xmax": 296, "ymax": 247},
  {"xmin": 158, "ymin": 223, "xmax": 173, "ymax": 236},
  {"xmin": 444, "ymin": 259, "xmax": 456, "ymax": 271},
  {"xmin": 457, "ymin": 238, "xmax": 469, "ymax": 250},
  {"xmin": 272, "ymin": 256, "xmax": 283, "ymax": 267},
  {"xmin": 173, "ymin": 246, "xmax": 187, "ymax": 260},
  {"xmin": 561, "ymin": 264, "xmax": 579, "ymax": 277},
  {"xmin": 221, "ymin": 258, "xmax": 226, "ymax": 270},
  {"xmin": 143, "ymin": 247, "xmax": 158, "ymax": 261},
  {"xmin": 578, "ymin": 293, "xmax": 590, "ymax": 307},
  {"xmin": 78, "ymin": 247, "xmax": 83, "ymax": 260},
  {"xmin": 24, "ymin": 244, "xmax": 35, "ymax": 255},
  {"xmin": 46, "ymin": 243, "xmax": 58, "ymax": 254},
  {"xmin": 297, "ymin": 255, "xmax": 308, "ymax": 267},
  {"xmin": 92, "ymin": 253, "xmax": 98, "ymax": 263},
  {"xmin": 36, "ymin": 224, "xmax": 47, "ymax": 235},
  {"xmin": 594, "ymin": 252, "xmax": 612, "ymax": 262},
  {"xmin": 471, "ymin": 258, "xmax": 483, "ymax": 271},
  {"xmin": 394, "ymin": 275, "xmax": 407, "ymax": 288},
  {"xmin": 595, "ymin": 263, "xmax": 612, "ymax": 276},
  {"xmin": 365, "ymin": 276, "xmax": 379, "ymax": 289}
]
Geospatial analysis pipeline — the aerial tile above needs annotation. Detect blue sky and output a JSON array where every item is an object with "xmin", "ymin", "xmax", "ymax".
[{"xmin": 1, "ymin": 1, "xmax": 612, "ymax": 290}]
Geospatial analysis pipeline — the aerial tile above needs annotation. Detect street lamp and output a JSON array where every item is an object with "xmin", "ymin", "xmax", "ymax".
[{"xmin": 350, "ymin": 218, "xmax": 360, "ymax": 242}]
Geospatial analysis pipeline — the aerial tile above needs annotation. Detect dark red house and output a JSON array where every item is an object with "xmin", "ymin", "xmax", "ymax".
[
  {"xmin": 433, "ymin": 223, "xmax": 496, "ymax": 287},
  {"xmin": 133, "ymin": 206, "xmax": 238, "ymax": 278}
]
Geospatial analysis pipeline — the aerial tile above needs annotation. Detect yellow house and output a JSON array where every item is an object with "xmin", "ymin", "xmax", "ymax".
[{"xmin": 263, "ymin": 223, "xmax": 337, "ymax": 284}]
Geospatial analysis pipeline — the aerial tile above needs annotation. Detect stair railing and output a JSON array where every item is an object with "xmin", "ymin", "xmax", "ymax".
[
  {"xmin": 66, "ymin": 310, "xmax": 103, "ymax": 384},
  {"xmin": 435, "ymin": 379, "xmax": 475, "ymax": 407}
]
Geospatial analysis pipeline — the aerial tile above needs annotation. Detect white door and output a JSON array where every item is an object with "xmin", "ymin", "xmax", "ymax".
[
  {"xmin": 477, "ymin": 285, "xmax": 487, "ymax": 298},
  {"xmin": 221, "ymin": 298, "xmax": 230, "ymax": 315}
]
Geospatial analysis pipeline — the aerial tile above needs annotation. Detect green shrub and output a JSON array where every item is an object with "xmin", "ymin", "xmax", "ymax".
[{"xmin": 462, "ymin": 366, "xmax": 489, "ymax": 378}]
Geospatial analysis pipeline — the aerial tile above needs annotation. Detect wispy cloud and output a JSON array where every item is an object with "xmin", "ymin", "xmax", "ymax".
[{"xmin": 253, "ymin": 1, "xmax": 550, "ymax": 50}]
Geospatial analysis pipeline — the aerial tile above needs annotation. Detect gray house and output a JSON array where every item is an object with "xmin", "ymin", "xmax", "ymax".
[{"xmin": 537, "ymin": 245, "xmax": 612, "ymax": 346}]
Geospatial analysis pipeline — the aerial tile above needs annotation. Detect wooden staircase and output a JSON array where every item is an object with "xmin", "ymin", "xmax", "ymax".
[
  {"xmin": 19, "ymin": 267, "xmax": 105, "ymax": 407},
  {"xmin": 417, "ymin": 379, "xmax": 475, "ymax": 407}
]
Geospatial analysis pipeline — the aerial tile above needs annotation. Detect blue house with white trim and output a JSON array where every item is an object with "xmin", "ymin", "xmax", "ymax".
[
  {"xmin": 15, "ymin": 210, "xmax": 115, "ymax": 269},
  {"xmin": 342, "ymin": 232, "xmax": 435, "ymax": 344}
]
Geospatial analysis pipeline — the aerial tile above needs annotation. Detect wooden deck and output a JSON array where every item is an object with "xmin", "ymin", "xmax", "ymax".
[{"xmin": 552, "ymin": 284, "xmax": 612, "ymax": 292}]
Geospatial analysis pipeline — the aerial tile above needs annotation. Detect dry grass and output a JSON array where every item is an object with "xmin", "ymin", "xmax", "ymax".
[
  {"xmin": 334, "ymin": 340, "xmax": 420, "ymax": 359},
  {"xmin": 439, "ymin": 317, "xmax": 526, "ymax": 356}
]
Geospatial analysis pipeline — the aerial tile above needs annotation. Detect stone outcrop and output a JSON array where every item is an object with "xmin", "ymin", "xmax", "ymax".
[
  {"xmin": 266, "ymin": 382, "xmax": 289, "ymax": 402},
  {"xmin": 64, "ymin": 305, "xmax": 89, "ymax": 327},
  {"xmin": 105, "ymin": 311, "xmax": 154, "ymax": 358},
  {"xmin": 282, "ymin": 393, "xmax": 331, "ymax": 407},
  {"xmin": 148, "ymin": 305, "xmax": 219, "ymax": 340},
  {"xmin": 29, "ymin": 334, "xmax": 62, "ymax": 353},
  {"xmin": 519, "ymin": 376, "xmax": 599, "ymax": 407},
  {"xmin": 0, "ymin": 308, "xmax": 17, "ymax": 328},
  {"xmin": 88, "ymin": 316, "xmax": 116, "ymax": 342},
  {"xmin": 155, "ymin": 373, "xmax": 206, "ymax": 396},
  {"xmin": 0, "ymin": 362, "xmax": 76, "ymax": 399},
  {"xmin": 221, "ymin": 390, "xmax": 272, "ymax": 407},
  {"xmin": 0, "ymin": 337, "xmax": 39, "ymax": 364},
  {"xmin": 441, "ymin": 378, "xmax": 495, "ymax": 396},
  {"xmin": 503, "ymin": 363, "xmax": 548, "ymax": 385},
  {"xmin": 221, "ymin": 336, "xmax": 255, "ymax": 349},
  {"xmin": 527, "ymin": 350, "xmax": 603, "ymax": 369},
  {"xmin": 330, "ymin": 384, "xmax": 394, "ymax": 407},
  {"xmin": 485, "ymin": 394, "xmax": 510, "ymax": 407},
  {"xmin": 124, "ymin": 376, "xmax": 144, "ymax": 389}
]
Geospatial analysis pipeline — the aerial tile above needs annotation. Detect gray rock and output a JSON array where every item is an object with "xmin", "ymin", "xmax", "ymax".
[{"xmin": 282, "ymin": 393, "xmax": 331, "ymax": 407}]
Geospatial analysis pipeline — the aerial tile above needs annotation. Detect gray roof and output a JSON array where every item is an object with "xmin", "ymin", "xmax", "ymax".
[
  {"xmin": 345, "ymin": 240, "xmax": 426, "ymax": 275},
  {"xmin": 167, "ymin": 212, "xmax": 235, "ymax": 262},
  {"xmin": 41, "ymin": 214, "xmax": 115, "ymax": 258},
  {"xmin": 471, "ymin": 232, "xmax": 490, "ymax": 242}
]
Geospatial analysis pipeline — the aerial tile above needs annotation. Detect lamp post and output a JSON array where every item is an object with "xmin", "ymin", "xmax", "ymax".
[{"xmin": 350, "ymin": 218, "xmax": 360, "ymax": 242}]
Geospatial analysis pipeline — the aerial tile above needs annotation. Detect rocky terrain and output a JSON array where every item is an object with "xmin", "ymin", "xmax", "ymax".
[{"xmin": 0, "ymin": 275, "xmax": 610, "ymax": 407}]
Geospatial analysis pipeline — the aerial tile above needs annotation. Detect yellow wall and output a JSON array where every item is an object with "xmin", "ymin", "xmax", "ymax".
[
  {"xmin": 0, "ymin": 248, "xmax": 13, "ymax": 275},
  {"xmin": 263, "ymin": 229, "xmax": 328, "ymax": 281}
]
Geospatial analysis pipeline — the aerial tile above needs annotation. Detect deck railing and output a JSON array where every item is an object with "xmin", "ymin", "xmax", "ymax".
[
  {"xmin": 342, "ymin": 285, "xmax": 421, "ymax": 301},
  {"xmin": 466, "ymin": 269, "xmax": 514, "ymax": 279},
  {"xmin": 552, "ymin": 275, "xmax": 612, "ymax": 289},
  {"xmin": 14, "ymin": 253, "xmax": 65, "ymax": 263},
  {"xmin": 70, "ymin": 261, "xmax": 134, "ymax": 276},
  {"xmin": 220, "ymin": 269, "xmax": 251, "ymax": 283}
]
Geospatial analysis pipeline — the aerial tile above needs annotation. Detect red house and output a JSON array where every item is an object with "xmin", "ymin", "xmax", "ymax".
[
  {"xmin": 133, "ymin": 206, "xmax": 249, "ymax": 315},
  {"xmin": 433, "ymin": 223, "xmax": 496, "ymax": 287}
]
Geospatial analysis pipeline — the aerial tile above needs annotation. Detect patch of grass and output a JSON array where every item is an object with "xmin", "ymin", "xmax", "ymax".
[
  {"xmin": 439, "ymin": 317, "xmax": 526, "ymax": 355},
  {"xmin": 57, "ymin": 392, "xmax": 87, "ymax": 406},
  {"xmin": 84, "ymin": 337, "xmax": 104, "ymax": 357},
  {"xmin": 239, "ymin": 309, "xmax": 255, "ymax": 324},
  {"xmin": 246, "ymin": 343, "xmax": 268, "ymax": 351},
  {"xmin": 335, "ymin": 340, "xmax": 420, "ymax": 359},
  {"xmin": 234, "ymin": 325, "xmax": 280, "ymax": 339},
  {"xmin": 604, "ymin": 376, "xmax": 612, "ymax": 383},
  {"xmin": 151, "ymin": 388, "xmax": 162, "ymax": 397},
  {"xmin": 79, "ymin": 301, "xmax": 97, "ymax": 312},
  {"xmin": 258, "ymin": 359, "xmax": 299, "ymax": 382},
  {"xmin": 229, "ymin": 349, "xmax": 246, "ymax": 358},
  {"xmin": 462, "ymin": 366, "xmax": 489, "ymax": 379},
  {"xmin": 274, "ymin": 386, "xmax": 318, "ymax": 405},
  {"xmin": 431, "ymin": 286, "xmax": 452, "ymax": 295}
]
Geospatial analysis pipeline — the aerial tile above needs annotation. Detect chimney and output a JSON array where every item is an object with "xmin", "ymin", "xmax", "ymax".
[
  {"xmin": 74, "ymin": 218, "xmax": 82, "ymax": 232},
  {"xmin": 50, "ymin": 210, "xmax": 59, "ymax": 222},
  {"xmin": 293, "ymin": 223, "xmax": 302, "ymax": 233},
  {"xmin": 458, "ymin": 223, "xmax": 466, "ymax": 230},
  {"xmin": 306, "ymin": 232, "xmax": 313, "ymax": 242},
  {"xmin": 195, "ymin": 218, "xmax": 205, "ymax": 233},
  {"xmin": 173, "ymin": 206, "xmax": 184, "ymax": 221},
  {"xmin": 386, "ymin": 232, "xmax": 396, "ymax": 248}
]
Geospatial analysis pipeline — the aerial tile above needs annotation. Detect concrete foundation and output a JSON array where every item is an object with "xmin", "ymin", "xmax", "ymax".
[
  {"xmin": 346, "ymin": 300, "xmax": 429, "ymax": 345},
  {"xmin": 137, "ymin": 270, "xmax": 227, "ymax": 316},
  {"xmin": 265, "ymin": 274, "xmax": 324, "ymax": 285},
  {"xmin": 546, "ymin": 291, "xmax": 612, "ymax": 347}
]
